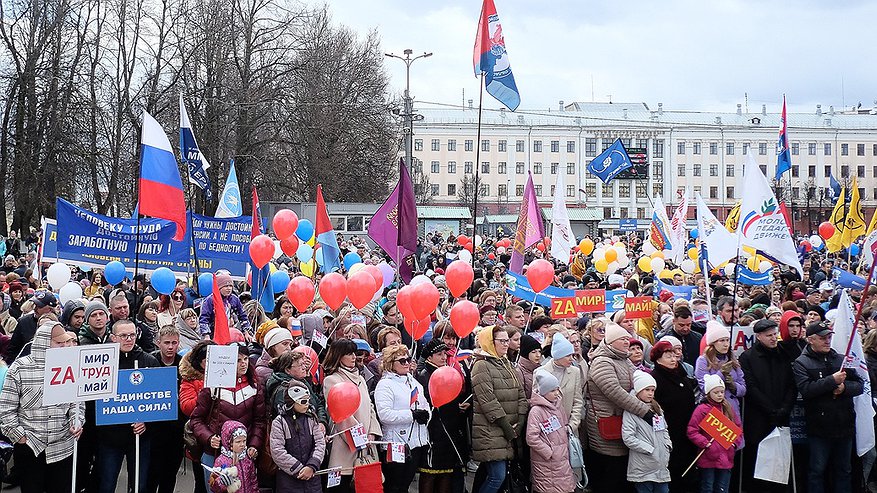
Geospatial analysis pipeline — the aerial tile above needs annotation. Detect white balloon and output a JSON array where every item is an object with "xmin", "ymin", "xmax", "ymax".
[
  {"xmin": 723, "ymin": 263, "xmax": 736, "ymax": 277},
  {"xmin": 272, "ymin": 240, "xmax": 283, "ymax": 259},
  {"xmin": 58, "ymin": 281, "xmax": 83, "ymax": 305},
  {"xmin": 457, "ymin": 249, "xmax": 472, "ymax": 263},
  {"xmin": 496, "ymin": 246, "xmax": 506, "ymax": 255},
  {"xmin": 642, "ymin": 241, "xmax": 656, "ymax": 256},
  {"xmin": 611, "ymin": 236, "xmax": 620, "ymax": 243},
  {"xmin": 593, "ymin": 248, "xmax": 606, "ymax": 262},
  {"xmin": 759, "ymin": 260, "xmax": 772, "ymax": 273},
  {"xmin": 607, "ymin": 261, "xmax": 620, "ymax": 275},
  {"xmin": 603, "ymin": 238, "xmax": 612, "ymax": 245},
  {"xmin": 474, "ymin": 235, "xmax": 483, "ymax": 247},
  {"xmin": 809, "ymin": 235, "xmax": 823, "ymax": 247},
  {"xmin": 617, "ymin": 255, "xmax": 630, "ymax": 268},
  {"xmin": 680, "ymin": 259, "xmax": 695, "ymax": 274},
  {"xmin": 410, "ymin": 274, "xmax": 431, "ymax": 286},
  {"xmin": 46, "ymin": 263, "xmax": 72, "ymax": 290},
  {"xmin": 650, "ymin": 257, "xmax": 665, "ymax": 274},
  {"xmin": 348, "ymin": 263, "xmax": 366, "ymax": 277}
]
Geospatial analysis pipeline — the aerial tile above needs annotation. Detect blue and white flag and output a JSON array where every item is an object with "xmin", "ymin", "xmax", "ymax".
[
  {"xmin": 179, "ymin": 94, "xmax": 211, "ymax": 194},
  {"xmin": 215, "ymin": 160, "xmax": 242, "ymax": 218},
  {"xmin": 775, "ymin": 95, "xmax": 791, "ymax": 180},
  {"xmin": 587, "ymin": 139, "xmax": 632, "ymax": 183},
  {"xmin": 736, "ymin": 266, "xmax": 772, "ymax": 286},
  {"xmin": 829, "ymin": 172, "xmax": 842, "ymax": 201},
  {"xmin": 474, "ymin": 0, "xmax": 520, "ymax": 111}
]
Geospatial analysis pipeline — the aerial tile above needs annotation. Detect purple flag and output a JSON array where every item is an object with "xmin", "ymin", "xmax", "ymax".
[
  {"xmin": 368, "ymin": 159, "xmax": 418, "ymax": 282},
  {"xmin": 510, "ymin": 172, "xmax": 545, "ymax": 273}
]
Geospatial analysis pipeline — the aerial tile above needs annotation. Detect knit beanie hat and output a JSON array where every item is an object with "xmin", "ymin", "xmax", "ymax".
[
  {"xmin": 264, "ymin": 327, "xmax": 293, "ymax": 350},
  {"xmin": 83, "ymin": 300, "xmax": 108, "ymax": 321},
  {"xmin": 703, "ymin": 373, "xmax": 725, "ymax": 395},
  {"xmin": 551, "ymin": 332, "xmax": 574, "ymax": 359},
  {"xmin": 519, "ymin": 334, "xmax": 541, "ymax": 358},
  {"xmin": 649, "ymin": 340, "xmax": 675, "ymax": 362},
  {"xmin": 534, "ymin": 371, "xmax": 560, "ymax": 396},
  {"xmin": 604, "ymin": 322, "xmax": 629, "ymax": 344},
  {"xmin": 705, "ymin": 320, "xmax": 731, "ymax": 345},
  {"xmin": 659, "ymin": 335, "xmax": 682, "ymax": 348},
  {"xmin": 632, "ymin": 370, "xmax": 657, "ymax": 395},
  {"xmin": 216, "ymin": 273, "xmax": 233, "ymax": 289}
]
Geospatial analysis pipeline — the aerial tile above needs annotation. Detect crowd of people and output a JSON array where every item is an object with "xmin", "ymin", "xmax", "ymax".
[{"xmin": 0, "ymin": 228, "xmax": 874, "ymax": 493}]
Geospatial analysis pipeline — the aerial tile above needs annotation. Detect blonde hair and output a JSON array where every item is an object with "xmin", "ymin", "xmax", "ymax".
[{"xmin": 381, "ymin": 345, "xmax": 409, "ymax": 372}]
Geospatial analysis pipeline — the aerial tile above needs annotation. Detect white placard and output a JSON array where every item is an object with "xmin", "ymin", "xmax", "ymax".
[
  {"xmin": 204, "ymin": 345, "xmax": 238, "ymax": 389},
  {"xmin": 327, "ymin": 469, "xmax": 341, "ymax": 488},
  {"xmin": 43, "ymin": 344, "xmax": 120, "ymax": 405},
  {"xmin": 312, "ymin": 331, "xmax": 328, "ymax": 348},
  {"xmin": 349, "ymin": 423, "xmax": 368, "ymax": 449},
  {"xmin": 388, "ymin": 443, "xmax": 406, "ymax": 463}
]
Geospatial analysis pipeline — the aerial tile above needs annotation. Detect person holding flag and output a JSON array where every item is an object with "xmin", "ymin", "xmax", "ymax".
[{"xmin": 198, "ymin": 272, "xmax": 250, "ymax": 340}]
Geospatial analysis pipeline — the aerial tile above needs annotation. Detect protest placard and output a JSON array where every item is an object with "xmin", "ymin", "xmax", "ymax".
[
  {"xmin": 698, "ymin": 408, "xmax": 742, "ymax": 450},
  {"xmin": 42, "ymin": 344, "xmax": 120, "ymax": 406},
  {"xmin": 624, "ymin": 296, "xmax": 654, "ymax": 319},
  {"xmin": 205, "ymin": 345, "xmax": 238, "ymax": 388},
  {"xmin": 96, "ymin": 367, "xmax": 178, "ymax": 425}
]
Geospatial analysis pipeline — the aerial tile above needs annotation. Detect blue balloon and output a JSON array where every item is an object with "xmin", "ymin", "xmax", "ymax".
[
  {"xmin": 198, "ymin": 272, "xmax": 213, "ymax": 296},
  {"xmin": 314, "ymin": 247, "xmax": 326, "ymax": 266},
  {"xmin": 851, "ymin": 244, "xmax": 861, "ymax": 257},
  {"xmin": 151, "ymin": 267, "xmax": 176, "ymax": 295},
  {"xmin": 296, "ymin": 219, "xmax": 315, "ymax": 242},
  {"xmin": 690, "ymin": 228, "xmax": 699, "ymax": 239},
  {"xmin": 343, "ymin": 252, "xmax": 362, "ymax": 271},
  {"xmin": 104, "ymin": 261, "xmax": 127, "ymax": 285},
  {"xmin": 271, "ymin": 270, "xmax": 290, "ymax": 293},
  {"xmin": 297, "ymin": 243, "xmax": 314, "ymax": 262}
]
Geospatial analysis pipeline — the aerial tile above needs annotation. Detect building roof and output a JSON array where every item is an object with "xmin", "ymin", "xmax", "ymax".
[
  {"xmin": 418, "ymin": 206, "xmax": 471, "ymax": 220},
  {"xmin": 542, "ymin": 207, "xmax": 603, "ymax": 222}
]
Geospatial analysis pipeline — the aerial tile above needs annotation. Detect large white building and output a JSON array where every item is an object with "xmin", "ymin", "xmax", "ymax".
[{"xmin": 412, "ymin": 100, "xmax": 877, "ymax": 236}]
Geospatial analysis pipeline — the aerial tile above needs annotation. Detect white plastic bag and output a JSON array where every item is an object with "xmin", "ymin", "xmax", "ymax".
[{"xmin": 753, "ymin": 426, "xmax": 791, "ymax": 484}]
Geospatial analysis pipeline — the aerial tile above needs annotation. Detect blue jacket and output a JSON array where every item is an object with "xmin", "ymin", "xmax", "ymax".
[{"xmin": 198, "ymin": 293, "xmax": 250, "ymax": 336}]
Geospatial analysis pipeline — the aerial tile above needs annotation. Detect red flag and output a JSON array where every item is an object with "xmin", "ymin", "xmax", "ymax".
[
  {"xmin": 251, "ymin": 186, "xmax": 261, "ymax": 239},
  {"xmin": 778, "ymin": 201, "xmax": 794, "ymax": 235},
  {"xmin": 212, "ymin": 274, "xmax": 230, "ymax": 344}
]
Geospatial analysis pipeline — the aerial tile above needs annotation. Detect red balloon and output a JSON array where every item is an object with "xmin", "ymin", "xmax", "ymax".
[
  {"xmin": 280, "ymin": 236, "xmax": 300, "ymax": 257},
  {"xmin": 319, "ymin": 272, "xmax": 347, "ymax": 311},
  {"xmin": 801, "ymin": 240, "xmax": 812, "ymax": 252},
  {"xmin": 535, "ymin": 242, "xmax": 546, "ymax": 252},
  {"xmin": 543, "ymin": 236, "xmax": 551, "ymax": 246},
  {"xmin": 527, "ymin": 259, "xmax": 554, "ymax": 293},
  {"xmin": 272, "ymin": 209, "xmax": 299, "ymax": 241},
  {"xmin": 464, "ymin": 242, "xmax": 474, "ymax": 253},
  {"xmin": 327, "ymin": 381, "xmax": 361, "ymax": 423},
  {"xmin": 429, "ymin": 366, "xmax": 463, "ymax": 407},
  {"xmin": 411, "ymin": 282, "xmax": 440, "ymax": 320},
  {"xmin": 488, "ymin": 253, "xmax": 495, "ymax": 260},
  {"xmin": 449, "ymin": 300, "xmax": 479, "ymax": 338},
  {"xmin": 396, "ymin": 286, "xmax": 416, "ymax": 320},
  {"xmin": 286, "ymin": 276, "xmax": 315, "ymax": 312},
  {"xmin": 347, "ymin": 271, "xmax": 377, "ymax": 310},
  {"xmin": 445, "ymin": 261, "xmax": 474, "ymax": 298},
  {"xmin": 457, "ymin": 234, "xmax": 468, "ymax": 246},
  {"xmin": 363, "ymin": 265, "xmax": 384, "ymax": 291},
  {"xmin": 818, "ymin": 221, "xmax": 835, "ymax": 240},
  {"xmin": 403, "ymin": 316, "xmax": 431, "ymax": 340},
  {"xmin": 249, "ymin": 234, "xmax": 274, "ymax": 269}
]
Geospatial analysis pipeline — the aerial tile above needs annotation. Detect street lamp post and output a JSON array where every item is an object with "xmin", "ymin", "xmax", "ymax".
[{"xmin": 385, "ymin": 49, "xmax": 432, "ymax": 171}]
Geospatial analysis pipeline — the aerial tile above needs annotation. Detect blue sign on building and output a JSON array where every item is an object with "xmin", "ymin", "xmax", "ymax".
[
  {"xmin": 618, "ymin": 219, "xmax": 638, "ymax": 232},
  {"xmin": 95, "ymin": 367, "xmax": 178, "ymax": 425}
]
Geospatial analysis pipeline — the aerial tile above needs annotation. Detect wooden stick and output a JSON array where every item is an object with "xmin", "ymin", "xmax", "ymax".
[{"xmin": 682, "ymin": 438, "xmax": 713, "ymax": 477}]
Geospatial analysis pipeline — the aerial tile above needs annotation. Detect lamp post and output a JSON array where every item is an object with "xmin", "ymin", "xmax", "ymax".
[{"xmin": 385, "ymin": 49, "xmax": 432, "ymax": 170}]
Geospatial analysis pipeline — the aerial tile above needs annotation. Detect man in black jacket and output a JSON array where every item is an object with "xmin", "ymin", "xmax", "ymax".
[
  {"xmin": 739, "ymin": 318, "xmax": 797, "ymax": 492},
  {"xmin": 3, "ymin": 291, "xmax": 57, "ymax": 363},
  {"xmin": 793, "ymin": 321, "xmax": 864, "ymax": 493}
]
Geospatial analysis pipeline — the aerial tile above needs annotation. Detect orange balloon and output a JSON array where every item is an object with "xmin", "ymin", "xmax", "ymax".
[{"xmin": 604, "ymin": 248, "xmax": 618, "ymax": 263}]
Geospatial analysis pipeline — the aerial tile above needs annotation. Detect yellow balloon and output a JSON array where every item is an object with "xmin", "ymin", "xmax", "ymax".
[
  {"xmin": 746, "ymin": 255, "xmax": 759, "ymax": 271},
  {"xmin": 595, "ymin": 258, "xmax": 609, "ymax": 273},
  {"xmin": 300, "ymin": 259, "xmax": 315, "ymax": 277},
  {"xmin": 579, "ymin": 238, "xmax": 594, "ymax": 256},
  {"xmin": 269, "ymin": 263, "xmax": 277, "ymax": 274},
  {"xmin": 688, "ymin": 247, "xmax": 698, "ymax": 261},
  {"xmin": 650, "ymin": 250, "xmax": 664, "ymax": 260},
  {"xmin": 659, "ymin": 269, "xmax": 673, "ymax": 279},
  {"xmin": 637, "ymin": 256, "xmax": 652, "ymax": 272},
  {"xmin": 307, "ymin": 235, "xmax": 316, "ymax": 247},
  {"xmin": 605, "ymin": 248, "xmax": 618, "ymax": 263},
  {"xmin": 613, "ymin": 241, "xmax": 625, "ymax": 249}
]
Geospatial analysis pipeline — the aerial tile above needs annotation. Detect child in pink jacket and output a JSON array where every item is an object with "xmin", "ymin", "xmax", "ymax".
[
  {"xmin": 526, "ymin": 372, "xmax": 576, "ymax": 493},
  {"xmin": 686, "ymin": 374, "xmax": 743, "ymax": 493}
]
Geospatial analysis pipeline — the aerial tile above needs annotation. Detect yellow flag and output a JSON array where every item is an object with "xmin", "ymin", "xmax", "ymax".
[
  {"xmin": 826, "ymin": 187, "xmax": 846, "ymax": 253},
  {"xmin": 724, "ymin": 201, "xmax": 741, "ymax": 233},
  {"xmin": 867, "ymin": 208, "xmax": 877, "ymax": 236},
  {"xmin": 842, "ymin": 177, "xmax": 866, "ymax": 248}
]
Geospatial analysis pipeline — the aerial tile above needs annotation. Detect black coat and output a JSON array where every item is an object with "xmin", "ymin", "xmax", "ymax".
[
  {"xmin": 739, "ymin": 340, "xmax": 797, "ymax": 444},
  {"xmin": 3, "ymin": 312, "xmax": 37, "ymax": 363},
  {"xmin": 792, "ymin": 345, "xmax": 864, "ymax": 439},
  {"xmin": 651, "ymin": 362, "xmax": 698, "ymax": 488},
  {"xmin": 415, "ymin": 362, "xmax": 471, "ymax": 470},
  {"xmin": 100, "ymin": 347, "xmax": 160, "ymax": 448}
]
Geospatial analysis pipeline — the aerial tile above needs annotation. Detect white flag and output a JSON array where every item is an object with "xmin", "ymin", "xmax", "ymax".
[
  {"xmin": 695, "ymin": 193, "xmax": 737, "ymax": 267},
  {"xmin": 737, "ymin": 153, "xmax": 803, "ymax": 276},
  {"xmin": 215, "ymin": 160, "xmax": 242, "ymax": 218},
  {"xmin": 669, "ymin": 188, "xmax": 690, "ymax": 264},
  {"xmin": 830, "ymin": 290, "xmax": 876, "ymax": 457},
  {"xmin": 550, "ymin": 172, "xmax": 575, "ymax": 262},
  {"xmin": 649, "ymin": 195, "xmax": 673, "ymax": 251}
]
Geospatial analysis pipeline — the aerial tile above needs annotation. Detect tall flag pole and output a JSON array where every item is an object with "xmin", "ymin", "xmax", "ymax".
[
  {"xmin": 250, "ymin": 187, "xmax": 274, "ymax": 313},
  {"xmin": 179, "ymin": 94, "xmax": 211, "ymax": 196},
  {"xmin": 368, "ymin": 159, "xmax": 418, "ymax": 282},
  {"xmin": 473, "ymin": 0, "xmax": 520, "ymax": 112},
  {"xmin": 215, "ymin": 159, "xmax": 243, "ymax": 218},
  {"xmin": 509, "ymin": 172, "xmax": 544, "ymax": 274},
  {"xmin": 775, "ymin": 95, "xmax": 792, "ymax": 180},
  {"xmin": 315, "ymin": 185, "xmax": 342, "ymax": 274},
  {"xmin": 139, "ymin": 110, "xmax": 187, "ymax": 241}
]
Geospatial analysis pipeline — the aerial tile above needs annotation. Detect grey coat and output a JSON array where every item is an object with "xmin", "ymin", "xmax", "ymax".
[{"xmin": 622, "ymin": 405, "xmax": 672, "ymax": 483}]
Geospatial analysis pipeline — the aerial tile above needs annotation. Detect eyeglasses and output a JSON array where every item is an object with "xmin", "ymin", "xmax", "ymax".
[
  {"xmin": 172, "ymin": 295, "xmax": 184, "ymax": 301},
  {"xmin": 114, "ymin": 333, "xmax": 136, "ymax": 340},
  {"xmin": 494, "ymin": 338, "xmax": 510, "ymax": 344},
  {"xmin": 395, "ymin": 357, "xmax": 412, "ymax": 364}
]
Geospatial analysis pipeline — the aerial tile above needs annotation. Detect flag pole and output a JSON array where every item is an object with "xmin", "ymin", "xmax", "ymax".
[{"xmin": 470, "ymin": 72, "xmax": 485, "ymax": 273}]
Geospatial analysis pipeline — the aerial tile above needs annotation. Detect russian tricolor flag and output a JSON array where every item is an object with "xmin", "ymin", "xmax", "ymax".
[
  {"xmin": 315, "ymin": 185, "xmax": 341, "ymax": 272},
  {"xmin": 139, "ymin": 111, "xmax": 187, "ymax": 241},
  {"xmin": 473, "ymin": 0, "xmax": 520, "ymax": 111}
]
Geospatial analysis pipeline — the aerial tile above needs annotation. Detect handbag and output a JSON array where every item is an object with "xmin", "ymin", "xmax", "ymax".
[
  {"xmin": 505, "ymin": 446, "xmax": 531, "ymax": 493},
  {"xmin": 184, "ymin": 389, "xmax": 219, "ymax": 457},
  {"xmin": 586, "ymin": 384, "xmax": 623, "ymax": 440},
  {"xmin": 568, "ymin": 429, "xmax": 588, "ymax": 488}
]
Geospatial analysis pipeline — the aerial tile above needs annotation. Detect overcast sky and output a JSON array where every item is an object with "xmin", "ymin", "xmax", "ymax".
[{"xmin": 322, "ymin": 0, "xmax": 877, "ymax": 115}]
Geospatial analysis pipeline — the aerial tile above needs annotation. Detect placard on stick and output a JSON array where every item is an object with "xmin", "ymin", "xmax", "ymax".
[
  {"xmin": 43, "ymin": 344, "xmax": 120, "ymax": 405},
  {"xmin": 204, "ymin": 345, "xmax": 237, "ymax": 388},
  {"xmin": 698, "ymin": 409, "xmax": 742, "ymax": 450}
]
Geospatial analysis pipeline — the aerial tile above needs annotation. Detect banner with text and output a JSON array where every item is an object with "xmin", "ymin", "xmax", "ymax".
[
  {"xmin": 42, "ymin": 344, "xmax": 120, "ymax": 405},
  {"xmin": 96, "ymin": 367, "xmax": 178, "ymax": 425},
  {"xmin": 505, "ymin": 272, "xmax": 628, "ymax": 313}
]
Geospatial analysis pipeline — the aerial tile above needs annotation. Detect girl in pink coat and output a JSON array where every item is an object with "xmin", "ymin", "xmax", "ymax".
[
  {"xmin": 210, "ymin": 420, "xmax": 258, "ymax": 493},
  {"xmin": 686, "ymin": 374, "xmax": 743, "ymax": 493},
  {"xmin": 526, "ymin": 372, "xmax": 576, "ymax": 493}
]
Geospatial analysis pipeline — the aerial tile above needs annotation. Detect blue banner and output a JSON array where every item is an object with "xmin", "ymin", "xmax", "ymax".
[
  {"xmin": 504, "ymin": 271, "xmax": 629, "ymax": 313},
  {"xmin": 833, "ymin": 267, "xmax": 866, "ymax": 290},
  {"xmin": 618, "ymin": 219, "xmax": 638, "ymax": 232},
  {"xmin": 656, "ymin": 277, "xmax": 697, "ymax": 300},
  {"xmin": 737, "ymin": 266, "xmax": 772, "ymax": 286},
  {"xmin": 95, "ymin": 367, "xmax": 178, "ymax": 425},
  {"xmin": 587, "ymin": 139, "xmax": 633, "ymax": 183}
]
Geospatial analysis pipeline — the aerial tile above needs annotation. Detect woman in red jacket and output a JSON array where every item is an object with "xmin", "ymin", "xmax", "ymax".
[{"xmin": 179, "ymin": 340, "xmax": 215, "ymax": 493}]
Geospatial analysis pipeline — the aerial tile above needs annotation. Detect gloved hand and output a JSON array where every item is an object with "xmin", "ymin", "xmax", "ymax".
[
  {"xmin": 412, "ymin": 409, "xmax": 430, "ymax": 424},
  {"xmin": 643, "ymin": 411, "xmax": 656, "ymax": 423},
  {"xmin": 725, "ymin": 378, "xmax": 737, "ymax": 395},
  {"xmin": 497, "ymin": 416, "xmax": 516, "ymax": 441}
]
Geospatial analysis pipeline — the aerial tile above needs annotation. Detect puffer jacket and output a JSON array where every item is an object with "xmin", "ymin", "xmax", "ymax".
[
  {"xmin": 517, "ymin": 356, "xmax": 539, "ymax": 399},
  {"xmin": 622, "ymin": 402, "xmax": 672, "ymax": 483},
  {"xmin": 374, "ymin": 371, "xmax": 430, "ymax": 449},
  {"xmin": 585, "ymin": 341, "xmax": 650, "ymax": 456},
  {"xmin": 793, "ymin": 345, "xmax": 864, "ymax": 438},
  {"xmin": 179, "ymin": 352, "xmax": 204, "ymax": 417},
  {"xmin": 254, "ymin": 349, "xmax": 273, "ymax": 388},
  {"xmin": 694, "ymin": 353, "xmax": 746, "ymax": 420},
  {"xmin": 534, "ymin": 361, "xmax": 584, "ymax": 430},
  {"xmin": 190, "ymin": 376, "xmax": 267, "ymax": 452},
  {"xmin": 0, "ymin": 322, "xmax": 84, "ymax": 463},
  {"xmin": 686, "ymin": 402, "xmax": 742, "ymax": 470},
  {"xmin": 471, "ymin": 328, "xmax": 528, "ymax": 462},
  {"xmin": 526, "ymin": 392, "xmax": 575, "ymax": 493},
  {"xmin": 322, "ymin": 366, "xmax": 382, "ymax": 475}
]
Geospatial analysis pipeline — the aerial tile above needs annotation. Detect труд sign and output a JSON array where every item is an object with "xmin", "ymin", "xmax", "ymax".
[{"xmin": 42, "ymin": 344, "xmax": 120, "ymax": 406}]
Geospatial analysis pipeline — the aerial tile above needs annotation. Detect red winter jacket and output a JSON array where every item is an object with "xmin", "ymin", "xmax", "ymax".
[{"xmin": 179, "ymin": 354, "xmax": 204, "ymax": 417}]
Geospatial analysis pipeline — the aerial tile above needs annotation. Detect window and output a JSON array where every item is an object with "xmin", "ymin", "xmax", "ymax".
[
  {"xmin": 447, "ymin": 139, "xmax": 456, "ymax": 151},
  {"xmin": 693, "ymin": 142, "xmax": 701, "ymax": 155},
  {"xmin": 498, "ymin": 140, "xmax": 507, "ymax": 152},
  {"xmin": 636, "ymin": 182, "xmax": 647, "ymax": 197},
  {"xmin": 480, "ymin": 184, "xmax": 489, "ymax": 196},
  {"xmin": 621, "ymin": 138, "xmax": 631, "ymax": 149},
  {"xmin": 637, "ymin": 208, "xmax": 647, "ymax": 219},
  {"xmin": 481, "ymin": 140, "xmax": 490, "ymax": 152},
  {"xmin": 498, "ymin": 162, "xmax": 507, "ymax": 174},
  {"xmin": 709, "ymin": 163, "xmax": 718, "ymax": 177},
  {"xmin": 726, "ymin": 164, "xmax": 735, "ymax": 177},
  {"xmin": 678, "ymin": 141, "xmax": 686, "ymax": 154},
  {"xmin": 567, "ymin": 163, "xmax": 575, "ymax": 174},
  {"xmin": 873, "ymin": 166, "xmax": 877, "ymax": 177},
  {"xmin": 550, "ymin": 185, "xmax": 555, "ymax": 196},
  {"xmin": 448, "ymin": 161, "xmax": 456, "ymax": 174},
  {"xmin": 447, "ymin": 184, "xmax": 456, "ymax": 196},
  {"xmin": 430, "ymin": 161, "xmax": 440, "ymax": 173},
  {"xmin": 654, "ymin": 162, "xmax": 663, "ymax": 178},
  {"xmin": 585, "ymin": 138, "xmax": 598, "ymax": 157},
  {"xmin": 412, "ymin": 158, "xmax": 423, "ymax": 173},
  {"xmin": 516, "ymin": 162, "xmax": 525, "ymax": 174},
  {"xmin": 809, "ymin": 143, "xmax": 817, "ymax": 155},
  {"xmin": 567, "ymin": 141, "xmax": 575, "ymax": 153},
  {"xmin": 710, "ymin": 186, "xmax": 718, "ymax": 199},
  {"xmin": 758, "ymin": 142, "xmax": 767, "ymax": 155},
  {"xmin": 602, "ymin": 183, "xmax": 613, "ymax": 196},
  {"xmin": 550, "ymin": 162, "xmax": 558, "ymax": 174},
  {"xmin": 551, "ymin": 140, "xmax": 560, "ymax": 152},
  {"xmin": 792, "ymin": 187, "xmax": 800, "ymax": 200},
  {"xmin": 619, "ymin": 208, "xmax": 629, "ymax": 219},
  {"xmin": 858, "ymin": 165, "xmax": 865, "ymax": 178},
  {"xmin": 858, "ymin": 143, "xmax": 866, "ymax": 156},
  {"xmin": 791, "ymin": 143, "xmax": 799, "ymax": 155},
  {"xmin": 498, "ymin": 184, "xmax": 507, "ymax": 196},
  {"xmin": 791, "ymin": 165, "xmax": 799, "ymax": 177},
  {"xmin": 464, "ymin": 161, "xmax": 473, "ymax": 174},
  {"xmin": 566, "ymin": 185, "xmax": 575, "ymax": 197},
  {"xmin": 465, "ymin": 140, "xmax": 473, "ymax": 151},
  {"xmin": 726, "ymin": 187, "xmax": 735, "ymax": 199},
  {"xmin": 873, "ymin": 144, "xmax": 877, "ymax": 156},
  {"xmin": 516, "ymin": 140, "xmax": 525, "ymax": 152},
  {"xmin": 693, "ymin": 163, "xmax": 701, "ymax": 176},
  {"xmin": 431, "ymin": 139, "xmax": 440, "ymax": 151},
  {"xmin": 709, "ymin": 142, "xmax": 718, "ymax": 155},
  {"xmin": 808, "ymin": 165, "xmax": 816, "ymax": 178},
  {"xmin": 414, "ymin": 139, "xmax": 423, "ymax": 151},
  {"xmin": 759, "ymin": 165, "xmax": 767, "ymax": 176},
  {"xmin": 678, "ymin": 163, "xmax": 686, "ymax": 177},
  {"xmin": 516, "ymin": 185, "xmax": 524, "ymax": 196},
  {"xmin": 653, "ymin": 183, "xmax": 663, "ymax": 196},
  {"xmin": 824, "ymin": 143, "xmax": 832, "ymax": 155},
  {"xmin": 604, "ymin": 207, "xmax": 613, "ymax": 219},
  {"xmin": 824, "ymin": 165, "xmax": 832, "ymax": 177},
  {"xmin": 743, "ymin": 143, "xmax": 750, "ymax": 155},
  {"xmin": 533, "ymin": 140, "xmax": 543, "ymax": 152},
  {"xmin": 653, "ymin": 139, "xmax": 665, "ymax": 158},
  {"xmin": 585, "ymin": 183, "xmax": 596, "ymax": 197},
  {"xmin": 841, "ymin": 165, "xmax": 849, "ymax": 177},
  {"xmin": 481, "ymin": 162, "xmax": 490, "ymax": 174},
  {"xmin": 842, "ymin": 143, "xmax": 849, "ymax": 156},
  {"xmin": 726, "ymin": 143, "xmax": 735, "ymax": 155},
  {"xmin": 602, "ymin": 139, "xmax": 613, "ymax": 152},
  {"xmin": 636, "ymin": 138, "xmax": 649, "ymax": 149},
  {"xmin": 534, "ymin": 185, "xmax": 542, "ymax": 196},
  {"xmin": 430, "ymin": 184, "xmax": 439, "ymax": 196},
  {"xmin": 533, "ymin": 163, "xmax": 542, "ymax": 174},
  {"xmin": 619, "ymin": 182, "xmax": 630, "ymax": 198}
]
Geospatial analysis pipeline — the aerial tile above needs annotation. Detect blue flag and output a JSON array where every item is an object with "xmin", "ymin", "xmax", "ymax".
[
  {"xmin": 829, "ymin": 172, "xmax": 842, "ymax": 201},
  {"xmin": 473, "ymin": 0, "xmax": 520, "ymax": 111},
  {"xmin": 179, "ymin": 94, "xmax": 211, "ymax": 195},
  {"xmin": 775, "ymin": 96, "xmax": 792, "ymax": 180},
  {"xmin": 587, "ymin": 139, "xmax": 633, "ymax": 183},
  {"xmin": 215, "ymin": 160, "xmax": 243, "ymax": 218}
]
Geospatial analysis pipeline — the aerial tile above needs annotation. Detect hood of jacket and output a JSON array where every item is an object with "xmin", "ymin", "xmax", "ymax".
[
  {"xmin": 592, "ymin": 338, "xmax": 628, "ymax": 361},
  {"xmin": 474, "ymin": 325, "xmax": 500, "ymax": 359},
  {"xmin": 29, "ymin": 321, "xmax": 55, "ymax": 365},
  {"xmin": 298, "ymin": 313, "xmax": 321, "ymax": 343},
  {"xmin": 179, "ymin": 350, "xmax": 204, "ymax": 381},
  {"xmin": 528, "ymin": 389, "xmax": 559, "ymax": 411},
  {"xmin": 779, "ymin": 310, "xmax": 804, "ymax": 341},
  {"xmin": 77, "ymin": 324, "xmax": 108, "ymax": 344},
  {"xmin": 60, "ymin": 300, "xmax": 85, "ymax": 327}
]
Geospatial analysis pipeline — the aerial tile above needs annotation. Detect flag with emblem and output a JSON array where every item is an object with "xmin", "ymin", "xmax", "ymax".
[
  {"xmin": 826, "ymin": 186, "xmax": 846, "ymax": 253},
  {"xmin": 841, "ymin": 177, "xmax": 865, "ymax": 248},
  {"xmin": 775, "ymin": 95, "xmax": 792, "ymax": 180},
  {"xmin": 473, "ymin": 0, "xmax": 520, "ymax": 111}
]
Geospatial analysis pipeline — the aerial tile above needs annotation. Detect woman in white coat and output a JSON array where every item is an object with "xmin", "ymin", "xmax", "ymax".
[{"xmin": 374, "ymin": 344, "xmax": 430, "ymax": 493}]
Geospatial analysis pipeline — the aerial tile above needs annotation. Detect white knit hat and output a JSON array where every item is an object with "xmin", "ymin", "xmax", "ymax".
[
  {"xmin": 264, "ymin": 327, "xmax": 293, "ymax": 350},
  {"xmin": 705, "ymin": 320, "xmax": 731, "ymax": 345},
  {"xmin": 632, "ymin": 370, "xmax": 656, "ymax": 395},
  {"xmin": 703, "ymin": 373, "xmax": 725, "ymax": 395},
  {"xmin": 604, "ymin": 322, "xmax": 629, "ymax": 344}
]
